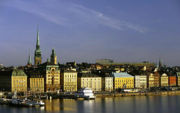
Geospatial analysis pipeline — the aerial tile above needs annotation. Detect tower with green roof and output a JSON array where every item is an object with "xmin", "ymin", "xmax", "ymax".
[
  {"xmin": 34, "ymin": 29, "xmax": 42, "ymax": 65},
  {"xmin": 50, "ymin": 49, "xmax": 57, "ymax": 65}
]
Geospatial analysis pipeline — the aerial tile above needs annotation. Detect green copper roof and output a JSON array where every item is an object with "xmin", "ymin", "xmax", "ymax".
[
  {"xmin": 27, "ymin": 51, "xmax": 32, "ymax": 65},
  {"xmin": 35, "ymin": 29, "xmax": 41, "ymax": 57},
  {"xmin": 51, "ymin": 49, "xmax": 56, "ymax": 56},
  {"xmin": 12, "ymin": 69, "xmax": 27, "ymax": 76}
]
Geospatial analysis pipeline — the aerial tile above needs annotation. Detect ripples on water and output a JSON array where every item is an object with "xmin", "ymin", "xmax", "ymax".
[{"xmin": 0, "ymin": 96, "xmax": 180, "ymax": 113}]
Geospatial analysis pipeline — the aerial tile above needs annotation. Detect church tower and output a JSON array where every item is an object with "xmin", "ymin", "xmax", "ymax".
[
  {"xmin": 27, "ymin": 51, "xmax": 32, "ymax": 66},
  {"xmin": 50, "ymin": 49, "xmax": 57, "ymax": 65},
  {"xmin": 34, "ymin": 29, "xmax": 42, "ymax": 65}
]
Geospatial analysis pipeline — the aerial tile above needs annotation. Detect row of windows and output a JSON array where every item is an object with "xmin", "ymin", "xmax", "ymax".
[
  {"xmin": 48, "ymin": 75, "xmax": 59, "ymax": 77},
  {"xmin": 48, "ymin": 81, "xmax": 59, "ymax": 84}
]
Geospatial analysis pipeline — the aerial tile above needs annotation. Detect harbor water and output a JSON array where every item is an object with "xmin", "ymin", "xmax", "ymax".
[{"xmin": 0, "ymin": 95, "xmax": 180, "ymax": 113}]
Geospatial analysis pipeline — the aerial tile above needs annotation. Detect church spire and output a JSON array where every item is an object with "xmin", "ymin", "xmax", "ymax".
[
  {"xmin": 36, "ymin": 26, "xmax": 40, "ymax": 50},
  {"xmin": 28, "ymin": 53, "xmax": 32, "ymax": 65},
  {"xmin": 34, "ymin": 26, "xmax": 42, "ymax": 65},
  {"xmin": 27, "ymin": 50, "xmax": 32, "ymax": 66}
]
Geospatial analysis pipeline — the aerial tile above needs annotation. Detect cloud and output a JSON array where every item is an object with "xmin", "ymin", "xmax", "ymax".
[{"xmin": 4, "ymin": 0, "xmax": 147, "ymax": 33}]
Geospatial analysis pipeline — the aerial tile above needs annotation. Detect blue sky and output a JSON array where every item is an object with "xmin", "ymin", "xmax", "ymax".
[{"xmin": 0, "ymin": 0, "xmax": 180, "ymax": 66}]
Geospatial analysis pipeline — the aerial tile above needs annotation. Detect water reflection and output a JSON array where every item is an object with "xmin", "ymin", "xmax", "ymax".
[{"xmin": 1, "ymin": 96, "xmax": 180, "ymax": 113}]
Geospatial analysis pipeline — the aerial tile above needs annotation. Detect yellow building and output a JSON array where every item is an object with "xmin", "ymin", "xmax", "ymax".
[
  {"xmin": 160, "ymin": 73, "xmax": 168, "ymax": 87},
  {"xmin": 46, "ymin": 64, "xmax": 60, "ymax": 92},
  {"xmin": 113, "ymin": 72, "xmax": 134, "ymax": 90},
  {"xmin": 177, "ymin": 72, "xmax": 180, "ymax": 86},
  {"xmin": 102, "ymin": 74, "xmax": 113, "ymax": 91},
  {"xmin": 61, "ymin": 70, "xmax": 77, "ymax": 92},
  {"xmin": 135, "ymin": 75, "xmax": 147, "ymax": 89},
  {"xmin": 148, "ymin": 73, "xmax": 154, "ymax": 88},
  {"xmin": 28, "ymin": 70, "xmax": 44, "ymax": 93},
  {"xmin": 78, "ymin": 73, "xmax": 102, "ymax": 92},
  {"xmin": 11, "ymin": 69, "xmax": 27, "ymax": 92}
]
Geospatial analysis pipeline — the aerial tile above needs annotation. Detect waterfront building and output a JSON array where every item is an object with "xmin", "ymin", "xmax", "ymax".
[
  {"xmin": 61, "ymin": 70, "xmax": 77, "ymax": 92},
  {"xmin": 160, "ymin": 73, "xmax": 168, "ymax": 87},
  {"xmin": 78, "ymin": 73, "xmax": 102, "ymax": 92},
  {"xmin": 0, "ymin": 70, "xmax": 13, "ymax": 91},
  {"xmin": 148, "ymin": 73, "xmax": 154, "ymax": 88},
  {"xmin": 135, "ymin": 75, "xmax": 147, "ymax": 89},
  {"xmin": 176, "ymin": 72, "xmax": 180, "ymax": 86},
  {"xmin": 11, "ymin": 69, "xmax": 28, "ymax": 92},
  {"xmin": 34, "ymin": 30, "xmax": 42, "ymax": 65},
  {"xmin": 169, "ymin": 76, "xmax": 176, "ymax": 86},
  {"xmin": 27, "ymin": 70, "xmax": 44, "ymax": 93},
  {"xmin": 102, "ymin": 74, "xmax": 113, "ymax": 91},
  {"xmin": 45, "ymin": 49, "xmax": 60, "ymax": 92},
  {"xmin": 113, "ymin": 72, "xmax": 134, "ymax": 90},
  {"xmin": 45, "ymin": 64, "xmax": 60, "ymax": 92},
  {"xmin": 154, "ymin": 72, "xmax": 160, "ymax": 87}
]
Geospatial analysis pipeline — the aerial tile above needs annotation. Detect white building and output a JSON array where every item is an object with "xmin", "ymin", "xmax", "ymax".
[
  {"xmin": 102, "ymin": 76, "xmax": 113, "ymax": 92},
  {"xmin": 135, "ymin": 75, "xmax": 147, "ymax": 89}
]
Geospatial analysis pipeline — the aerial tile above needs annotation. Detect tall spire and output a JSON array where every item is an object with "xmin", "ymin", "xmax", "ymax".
[
  {"xmin": 34, "ymin": 25, "xmax": 42, "ymax": 65},
  {"xmin": 27, "ymin": 50, "xmax": 32, "ymax": 65},
  {"xmin": 36, "ymin": 25, "xmax": 40, "ymax": 49}
]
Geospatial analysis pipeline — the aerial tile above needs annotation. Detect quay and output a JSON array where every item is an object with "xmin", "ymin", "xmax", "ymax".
[{"xmin": 17, "ymin": 90, "xmax": 180, "ymax": 99}]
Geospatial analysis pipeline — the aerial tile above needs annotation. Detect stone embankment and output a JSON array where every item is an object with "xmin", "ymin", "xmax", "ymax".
[{"xmin": 95, "ymin": 91, "xmax": 180, "ymax": 98}]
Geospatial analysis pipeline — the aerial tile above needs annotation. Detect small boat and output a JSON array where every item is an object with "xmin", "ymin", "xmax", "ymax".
[
  {"xmin": 35, "ymin": 100, "xmax": 45, "ymax": 106},
  {"xmin": 75, "ymin": 88, "xmax": 96, "ymax": 100},
  {"xmin": 11, "ymin": 98, "xmax": 22, "ymax": 105},
  {"xmin": 11, "ymin": 98, "xmax": 45, "ymax": 107}
]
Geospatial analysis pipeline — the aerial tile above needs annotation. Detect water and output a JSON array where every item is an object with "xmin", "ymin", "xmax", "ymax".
[{"xmin": 0, "ymin": 95, "xmax": 180, "ymax": 113}]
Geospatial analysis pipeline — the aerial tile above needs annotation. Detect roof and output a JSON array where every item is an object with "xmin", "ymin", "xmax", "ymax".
[
  {"xmin": 177, "ymin": 72, "xmax": 180, "ymax": 76},
  {"xmin": 0, "ymin": 70, "xmax": 13, "ymax": 76},
  {"xmin": 12, "ymin": 69, "xmax": 27, "ymax": 76},
  {"xmin": 63, "ymin": 70, "xmax": 77, "ymax": 73},
  {"xmin": 78, "ymin": 73, "xmax": 101, "ymax": 77},
  {"xmin": 112, "ymin": 72, "xmax": 133, "ymax": 78}
]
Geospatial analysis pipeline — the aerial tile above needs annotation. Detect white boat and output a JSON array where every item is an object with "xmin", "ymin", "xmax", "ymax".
[
  {"xmin": 35, "ymin": 100, "xmax": 45, "ymax": 106},
  {"xmin": 75, "ymin": 88, "xmax": 96, "ymax": 100}
]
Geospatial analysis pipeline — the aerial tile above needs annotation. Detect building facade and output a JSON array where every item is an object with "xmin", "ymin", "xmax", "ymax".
[
  {"xmin": 168, "ymin": 76, "xmax": 176, "ymax": 86},
  {"xmin": 61, "ymin": 70, "xmax": 77, "ymax": 92},
  {"xmin": 102, "ymin": 74, "xmax": 113, "ymax": 92},
  {"xmin": 11, "ymin": 69, "xmax": 27, "ymax": 92},
  {"xmin": 113, "ymin": 72, "xmax": 134, "ymax": 90},
  {"xmin": 28, "ymin": 71, "xmax": 44, "ymax": 93},
  {"xmin": 0, "ymin": 70, "xmax": 12, "ymax": 91},
  {"xmin": 78, "ymin": 73, "xmax": 102, "ymax": 92},
  {"xmin": 177, "ymin": 72, "xmax": 180, "ymax": 86},
  {"xmin": 160, "ymin": 73, "xmax": 168, "ymax": 87},
  {"xmin": 135, "ymin": 75, "xmax": 147, "ymax": 89},
  {"xmin": 154, "ymin": 72, "xmax": 160, "ymax": 87},
  {"xmin": 45, "ymin": 65, "xmax": 60, "ymax": 92},
  {"xmin": 148, "ymin": 73, "xmax": 154, "ymax": 88}
]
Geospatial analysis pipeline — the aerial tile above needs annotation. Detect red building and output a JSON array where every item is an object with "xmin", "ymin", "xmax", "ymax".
[{"xmin": 168, "ymin": 76, "xmax": 176, "ymax": 86}]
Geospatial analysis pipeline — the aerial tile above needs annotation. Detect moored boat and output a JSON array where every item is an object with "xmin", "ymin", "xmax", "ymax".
[{"xmin": 75, "ymin": 88, "xmax": 96, "ymax": 100}]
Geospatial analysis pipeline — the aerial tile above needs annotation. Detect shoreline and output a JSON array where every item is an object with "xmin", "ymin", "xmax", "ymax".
[
  {"xmin": 95, "ymin": 90, "xmax": 180, "ymax": 98},
  {"xmin": 1, "ymin": 90, "xmax": 180, "ymax": 100}
]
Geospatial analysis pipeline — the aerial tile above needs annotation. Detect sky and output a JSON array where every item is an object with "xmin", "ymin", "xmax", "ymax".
[{"xmin": 0, "ymin": 0, "xmax": 180, "ymax": 66}]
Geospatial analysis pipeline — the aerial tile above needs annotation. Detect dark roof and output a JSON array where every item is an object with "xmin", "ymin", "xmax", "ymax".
[
  {"xmin": 0, "ymin": 70, "xmax": 13, "ymax": 76},
  {"xmin": 78, "ymin": 73, "xmax": 101, "ymax": 77},
  {"xmin": 63, "ymin": 70, "xmax": 77, "ymax": 73}
]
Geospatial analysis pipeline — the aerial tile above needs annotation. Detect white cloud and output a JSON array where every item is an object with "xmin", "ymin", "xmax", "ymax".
[{"xmin": 4, "ymin": 0, "xmax": 147, "ymax": 33}]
